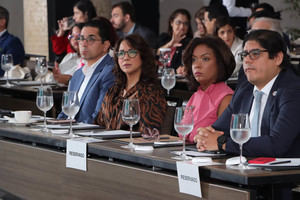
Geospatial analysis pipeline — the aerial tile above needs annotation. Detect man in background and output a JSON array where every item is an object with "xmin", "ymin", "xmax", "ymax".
[
  {"xmin": 0, "ymin": 6, "xmax": 25, "ymax": 76},
  {"xmin": 110, "ymin": 1, "xmax": 157, "ymax": 48}
]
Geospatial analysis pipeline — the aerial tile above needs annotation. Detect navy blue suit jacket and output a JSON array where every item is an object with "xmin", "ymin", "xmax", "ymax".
[
  {"xmin": 213, "ymin": 68, "xmax": 300, "ymax": 157},
  {"xmin": 58, "ymin": 54, "xmax": 115, "ymax": 124},
  {"xmin": 0, "ymin": 31, "xmax": 25, "ymax": 76}
]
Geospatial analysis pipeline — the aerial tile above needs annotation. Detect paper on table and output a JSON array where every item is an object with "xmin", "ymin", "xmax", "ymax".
[
  {"xmin": 39, "ymin": 123, "xmax": 101, "ymax": 130},
  {"xmin": 76, "ymin": 130, "xmax": 139, "ymax": 137},
  {"xmin": 171, "ymin": 150, "xmax": 226, "ymax": 157}
]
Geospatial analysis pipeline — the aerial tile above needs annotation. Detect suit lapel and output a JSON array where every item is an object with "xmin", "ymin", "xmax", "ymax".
[
  {"xmin": 239, "ymin": 83, "xmax": 254, "ymax": 114},
  {"xmin": 79, "ymin": 54, "xmax": 109, "ymax": 105},
  {"xmin": 260, "ymin": 71, "xmax": 284, "ymax": 136}
]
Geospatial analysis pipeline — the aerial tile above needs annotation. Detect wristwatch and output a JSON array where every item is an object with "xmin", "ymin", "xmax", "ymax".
[{"xmin": 217, "ymin": 135, "xmax": 227, "ymax": 152}]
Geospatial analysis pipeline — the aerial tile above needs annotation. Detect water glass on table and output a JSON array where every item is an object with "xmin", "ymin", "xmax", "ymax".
[
  {"xmin": 61, "ymin": 91, "xmax": 80, "ymax": 138},
  {"xmin": 35, "ymin": 57, "xmax": 48, "ymax": 86},
  {"xmin": 161, "ymin": 68, "xmax": 176, "ymax": 95},
  {"xmin": 121, "ymin": 98, "xmax": 140, "ymax": 149},
  {"xmin": 1, "ymin": 54, "xmax": 13, "ymax": 87},
  {"xmin": 173, "ymin": 106, "xmax": 194, "ymax": 160},
  {"xmin": 36, "ymin": 86, "xmax": 54, "ymax": 133},
  {"xmin": 230, "ymin": 113, "xmax": 251, "ymax": 168}
]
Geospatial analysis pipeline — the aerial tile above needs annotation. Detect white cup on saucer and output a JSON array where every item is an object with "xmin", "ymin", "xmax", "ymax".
[{"xmin": 14, "ymin": 111, "xmax": 32, "ymax": 123}]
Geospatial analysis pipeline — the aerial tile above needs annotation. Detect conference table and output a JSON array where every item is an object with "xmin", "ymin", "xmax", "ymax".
[{"xmin": 0, "ymin": 123, "xmax": 300, "ymax": 200}]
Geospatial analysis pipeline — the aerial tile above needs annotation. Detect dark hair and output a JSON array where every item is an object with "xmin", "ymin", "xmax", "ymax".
[
  {"xmin": 254, "ymin": 3, "xmax": 275, "ymax": 13},
  {"xmin": 83, "ymin": 17, "xmax": 118, "ymax": 47},
  {"xmin": 112, "ymin": 2, "xmax": 136, "ymax": 22},
  {"xmin": 194, "ymin": 6, "xmax": 207, "ymax": 20},
  {"xmin": 183, "ymin": 36, "xmax": 235, "ymax": 91},
  {"xmin": 0, "ymin": 6, "xmax": 9, "ymax": 28},
  {"xmin": 206, "ymin": 4, "xmax": 229, "ymax": 21},
  {"xmin": 72, "ymin": 22, "xmax": 85, "ymax": 30},
  {"xmin": 213, "ymin": 17, "xmax": 235, "ymax": 36},
  {"xmin": 167, "ymin": 9, "xmax": 193, "ymax": 38},
  {"xmin": 112, "ymin": 34, "xmax": 157, "ymax": 96},
  {"xmin": 248, "ymin": 10, "xmax": 281, "ymax": 22},
  {"xmin": 243, "ymin": 30, "xmax": 289, "ymax": 69},
  {"xmin": 74, "ymin": 0, "xmax": 97, "ymax": 21}
]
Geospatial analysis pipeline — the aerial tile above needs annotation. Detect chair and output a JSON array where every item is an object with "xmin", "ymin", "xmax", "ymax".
[{"xmin": 160, "ymin": 104, "xmax": 177, "ymax": 136}]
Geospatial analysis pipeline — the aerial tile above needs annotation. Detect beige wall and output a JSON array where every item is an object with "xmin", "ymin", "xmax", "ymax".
[
  {"xmin": 91, "ymin": 0, "xmax": 111, "ymax": 19},
  {"xmin": 23, "ymin": 0, "xmax": 49, "ymax": 59}
]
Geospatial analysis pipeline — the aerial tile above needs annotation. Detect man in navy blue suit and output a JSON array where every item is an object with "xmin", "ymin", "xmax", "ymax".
[
  {"xmin": 0, "ymin": 6, "xmax": 25, "ymax": 76},
  {"xmin": 110, "ymin": 1, "xmax": 157, "ymax": 49},
  {"xmin": 194, "ymin": 30, "xmax": 300, "ymax": 200},
  {"xmin": 58, "ymin": 19, "xmax": 115, "ymax": 124}
]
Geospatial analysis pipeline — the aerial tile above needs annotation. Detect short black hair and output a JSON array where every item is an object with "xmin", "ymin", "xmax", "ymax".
[
  {"xmin": 83, "ymin": 17, "xmax": 117, "ymax": 47},
  {"xmin": 243, "ymin": 30, "xmax": 289, "ymax": 69},
  {"xmin": 112, "ymin": 2, "xmax": 136, "ymax": 22},
  {"xmin": 206, "ymin": 4, "xmax": 229, "ymax": 21},
  {"xmin": 0, "ymin": 6, "xmax": 9, "ymax": 28},
  {"xmin": 74, "ymin": 0, "xmax": 97, "ymax": 21}
]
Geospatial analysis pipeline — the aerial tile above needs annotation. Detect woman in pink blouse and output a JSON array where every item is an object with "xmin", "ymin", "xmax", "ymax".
[{"xmin": 182, "ymin": 36, "xmax": 235, "ymax": 143}]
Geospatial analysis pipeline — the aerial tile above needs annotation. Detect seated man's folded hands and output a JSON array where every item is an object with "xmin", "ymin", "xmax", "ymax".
[{"xmin": 194, "ymin": 126, "xmax": 223, "ymax": 151}]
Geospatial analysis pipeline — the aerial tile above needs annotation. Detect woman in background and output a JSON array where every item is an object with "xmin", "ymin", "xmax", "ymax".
[
  {"xmin": 97, "ymin": 34, "xmax": 167, "ymax": 132},
  {"xmin": 51, "ymin": 0, "xmax": 96, "ymax": 61},
  {"xmin": 157, "ymin": 9, "xmax": 193, "ymax": 75},
  {"xmin": 214, "ymin": 17, "xmax": 243, "ymax": 77},
  {"xmin": 182, "ymin": 36, "xmax": 235, "ymax": 143}
]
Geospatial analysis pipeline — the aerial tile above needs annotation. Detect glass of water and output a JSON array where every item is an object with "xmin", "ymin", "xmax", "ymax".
[
  {"xmin": 173, "ymin": 106, "xmax": 194, "ymax": 160},
  {"xmin": 158, "ymin": 48, "xmax": 171, "ymax": 74},
  {"xmin": 161, "ymin": 68, "xmax": 176, "ymax": 95},
  {"xmin": 35, "ymin": 57, "xmax": 48, "ymax": 86},
  {"xmin": 121, "ymin": 98, "xmax": 140, "ymax": 149},
  {"xmin": 62, "ymin": 91, "xmax": 80, "ymax": 138},
  {"xmin": 1, "ymin": 54, "xmax": 13, "ymax": 87},
  {"xmin": 36, "ymin": 86, "xmax": 54, "ymax": 133},
  {"xmin": 230, "ymin": 114, "xmax": 251, "ymax": 167}
]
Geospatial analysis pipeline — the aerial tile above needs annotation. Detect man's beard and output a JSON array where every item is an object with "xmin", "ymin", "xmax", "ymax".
[{"xmin": 116, "ymin": 20, "xmax": 126, "ymax": 31}]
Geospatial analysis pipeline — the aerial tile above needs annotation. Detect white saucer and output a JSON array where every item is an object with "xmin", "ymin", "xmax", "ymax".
[{"xmin": 226, "ymin": 156, "xmax": 247, "ymax": 165}]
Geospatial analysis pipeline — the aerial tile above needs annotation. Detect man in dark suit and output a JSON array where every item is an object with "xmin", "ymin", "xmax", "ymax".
[
  {"xmin": 195, "ymin": 30, "xmax": 299, "ymax": 200},
  {"xmin": 0, "ymin": 6, "xmax": 25, "ymax": 76},
  {"xmin": 110, "ymin": 2, "xmax": 157, "ymax": 49},
  {"xmin": 58, "ymin": 19, "xmax": 115, "ymax": 124}
]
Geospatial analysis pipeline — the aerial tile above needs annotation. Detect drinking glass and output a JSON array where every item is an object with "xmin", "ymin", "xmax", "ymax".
[
  {"xmin": 62, "ymin": 91, "xmax": 80, "ymax": 138},
  {"xmin": 121, "ymin": 99, "xmax": 140, "ymax": 149},
  {"xmin": 173, "ymin": 106, "xmax": 194, "ymax": 160},
  {"xmin": 35, "ymin": 57, "xmax": 48, "ymax": 86},
  {"xmin": 1, "ymin": 54, "xmax": 13, "ymax": 87},
  {"xmin": 161, "ymin": 68, "xmax": 176, "ymax": 95},
  {"xmin": 36, "ymin": 86, "xmax": 54, "ymax": 132},
  {"xmin": 230, "ymin": 114, "xmax": 251, "ymax": 167},
  {"xmin": 158, "ymin": 48, "xmax": 171, "ymax": 74}
]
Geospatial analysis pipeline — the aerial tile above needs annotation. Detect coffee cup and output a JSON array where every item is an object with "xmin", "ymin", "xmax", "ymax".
[{"xmin": 14, "ymin": 111, "xmax": 32, "ymax": 123}]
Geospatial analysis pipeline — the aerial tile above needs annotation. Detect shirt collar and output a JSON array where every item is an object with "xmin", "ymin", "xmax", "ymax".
[
  {"xmin": 82, "ymin": 53, "xmax": 107, "ymax": 76},
  {"xmin": 253, "ymin": 74, "xmax": 279, "ymax": 96},
  {"xmin": 126, "ymin": 23, "xmax": 135, "ymax": 35}
]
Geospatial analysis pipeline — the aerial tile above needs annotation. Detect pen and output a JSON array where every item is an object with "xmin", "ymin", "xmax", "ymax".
[{"xmin": 269, "ymin": 160, "xmax": 291, "ymax": 165}]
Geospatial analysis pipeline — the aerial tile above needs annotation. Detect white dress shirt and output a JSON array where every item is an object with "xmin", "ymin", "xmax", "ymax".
[
  {"xmin": 223, "ymin": 0, "xmax": 252, "ymax": 17},
  {"xmin": 249, "ymin": 75, "xmax": 278, "ymax": 136},
  {"xmin": 77, "ymin": 54, "xmax": 106, "ymax": 102}
]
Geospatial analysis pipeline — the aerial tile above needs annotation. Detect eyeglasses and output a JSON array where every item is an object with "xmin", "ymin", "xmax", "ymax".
[
  {"xmin": 68, "ymin": 34, "xmax": 80, "ymax": 40},
  {"xmin": 174, "ymin": 20, "xmax": 189, "ymax": 26},
  {"xmin": 77, "ymin": 35, "xmax": 101, "ymax": 45},
  {"xmin": 238, "ymin": 49, "xmax": 268, "ymax": 61},
  {"xmin": 116, "ymin": 49, "xmax": 138, "ymax": 59}
]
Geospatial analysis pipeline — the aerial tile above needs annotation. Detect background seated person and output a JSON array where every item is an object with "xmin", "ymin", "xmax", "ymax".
[
  {"xmin": 195, "ymin": 30, "xmax": 300, "ymax": 160},
  {"xmin": 58, "ymin": 18, "xmax": 116, "ymax": 124},
  {"xmin": 0, "ymin": 6, "xmax": 25, "ymax": 76},
  {"xmin": 51, "ymin": 0, "xmax": 96, "ymax": 62},
  {"xmin": 181, "ymin": 36, "xmax": 235, "ymax": 143},
  {"xmin": 97, "ymin": 34, "xmax": 167, "ymax": 132},
  {"xmin": 214, "ymin": 17, "xmax": 243, "ymax": 77},
  {"xmin": 157, "ymin": 9, "xmax": 193, "ymax": 75},
  {"xmin": 52, "ymin": 23, "xmax": 84, "ymax": 85},
  {"xmin": 193, "ymin": 6, "xmax": 207, "ymax": 38}
]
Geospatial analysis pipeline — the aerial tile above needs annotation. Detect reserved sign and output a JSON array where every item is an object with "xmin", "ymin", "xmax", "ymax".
[
  {"xmin": 66, "ymin": 139, "xmax": 87, "ymax": 171},
  {"xmin": 176, "ymin": 161, "xmax": 202, "ymax": 198}
]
